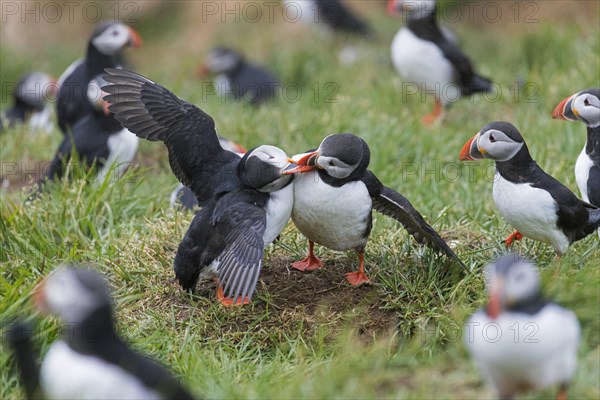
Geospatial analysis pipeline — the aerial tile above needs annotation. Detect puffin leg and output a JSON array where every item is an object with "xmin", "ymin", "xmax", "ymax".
[
  {"xmin": 422, "ymin": 99, "xmax": 442, "ymax": 125},
  {"xmin": 216, "ymin": 284, "xmax": 250, "ymax": 307},
  {"xmin": 556, "ymin": 384, "xmax": 568, "ymax": 400},
  {"xmin": 504, "ymin": 230, "xmax": 523, "ymax": 247},
  {"xmin": 345, "ymin": 252, "xmax": 370, "ymax": 286},
  {"xmin": 291, "ymin": 241, "xmax": 324, "ymax": 271}
]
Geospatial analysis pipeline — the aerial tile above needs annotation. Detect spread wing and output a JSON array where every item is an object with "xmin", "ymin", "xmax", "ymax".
[
  {"xmin": 364, "ymin": 172, "xmax": 467, "ymax": 271},
  {"xmin": 102, "ymin": 68, "xmax": 240, "ymax": 206},
  {"xmin": 211, "ymin": 191, "xmax": 268, "ymax": 304}
]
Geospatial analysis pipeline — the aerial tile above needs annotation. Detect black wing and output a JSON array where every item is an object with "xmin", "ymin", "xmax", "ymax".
[
  {"xmin": 4, "ymin": 320, "xmax": 42, "ymax": 400},
  {"xmin": 316, "ymin": 0, "xmax": 372, "ymax": 36},
  {"xmin": 363, "ymin": 172, "xmax": 467, "ymax": 271},
  {"xmin": 56, "ymin": 60, "xmax": 89, "ymax": 135},
  {"xmin": 102, "ymin": 68, "xmax": 240, "ymax": 206},
  {"xmin": 211, "ymin": 190, "xmax": 268, "ymax": 304}
]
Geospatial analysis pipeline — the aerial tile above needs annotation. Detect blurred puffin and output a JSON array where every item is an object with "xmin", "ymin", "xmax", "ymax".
[
  {"xmin": 284, "ymin": 133, "xmax": 465, "ymax": 285},
  {"xmin": 552, "ymin": 88, "xmax": 600, "ymax": 210},
  {"xmin": 103, "ymin": 68, "xmax": 295, "ymax": 305},
  {"xmin": 465, "ymin": 253, "xmax": 579, "ymax": 400},
  {"xmin": 460, "ymin": 121, "xmax": 600, "ymax": 255},
  {"xmin": 283, "ymin": 0, "xmax": 372, "ymax": 37},
  {"xmin": 1, "ymin": 72, "xmax": 56, "ymax": 133},
  {"xmin": 40, "ymin": 76, "xmax": 138, "ymax": 185},
  {"xmin": 199, "ymin": 47, "xmax": 279, "ymax": 106},
  {"xmin": 170, "ymin": 136, "xmax": 247, "ymax": 211},
  {"xmin": 6, "ymin": 265, "xmax": 196, "ymax": 399},
  {"xmin": 387, "ymin": 0, "xmax": 492, "ymax": 124},
  {"xmin": 56, "ymin": 21, "xmax": 141, "ymax": 134}
]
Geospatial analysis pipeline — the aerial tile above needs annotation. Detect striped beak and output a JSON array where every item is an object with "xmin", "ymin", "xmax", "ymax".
[
  {"xmin": 32, "ymin": 279, "xmax": 48, "ymax": 312},
  {"xmin": 282, "ymin": 151, "xmax": 319, "ymax": 174},
  {"xmin": 486, "ymin": 278, "xmax": 503, "ymax": 320},
  {"xmin": 127, "ymin": 27, "xmax": 143, "ymax": 48},
  {"xmin": 459, "ymin": 133, "xmax": 484, "ymax": 161},
  {"xmin": 552, "ymin": 93, "xmax": 578, "ymax": 121}
]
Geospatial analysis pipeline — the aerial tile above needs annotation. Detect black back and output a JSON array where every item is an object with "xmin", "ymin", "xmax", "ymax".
[
  {"xmin": 227, "ymin": 62, "xmax": 279, "ymax": 105},
  {"xmin": 315, "ymin": 0, "xmax": 372, "ymax": 36}
]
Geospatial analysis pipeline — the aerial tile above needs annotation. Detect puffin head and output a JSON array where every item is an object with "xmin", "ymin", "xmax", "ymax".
[
  {"xmin": 284, "ymin": 133, "xmax": 370, "ymax": 180},
  {"xmin": 198, "ymin": 47, "xmax": 243, "ymax": 78},
  {"xmin": 239, "ymin": 145, "xmax": 294, "ymax": 192},
  {"xmin": 552, "ymin": 88, "xmax": 600, "ymax": 128},
  {"xmin": 483, "ymin": 253, "xmax": 541, "ymax": 320},
  {"xmin": 14, "ymin": 72, "xmax": 57, "ymax": 110},
  {"xmin": 460, "ymin": 121, "xmax": 526, "ymax": 163},
  {"xmin": 386, "ymin": 0, "xmax": 437, "ymax": 20},
  {"xmin": 90, "ymin": 21, "xmax": 142, "ymax": 56},
  {"xmin": 33, "ymin": 265, "xmax": 112, "ymax": 325}
]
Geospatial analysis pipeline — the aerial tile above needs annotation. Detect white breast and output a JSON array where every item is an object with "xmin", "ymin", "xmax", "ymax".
[
  {"xmin": 41, "ymin": 341, "xmax": 161, "ymax": 400},
  {"xmin": 96, "ymin": 128, "xmax": 139, "ymax": 183},
  {"xmin": 28, "ymin": 106, "xmax": 53, "ymax": 134},
  {"xmin": 292, "ymin": 172, "xmax": 372, "ymax": 251},
  {"xmin": 263, "ymin": 183, "xmax": 294, "ymax": 245},
  {"xmin": 465, "ymin": 304, "xmax": 580, "ymax": 397},
  {"xmin": 575, "ymin": 147, "xmax": 593, "ymax": 203},
  {"xmin": 214, "ymin": 74, "xmax": 231, "ymax": 97},
  {"xmin": 492, "ymin": 173, "xmax": 570, "ymax": 254},
  {"xmin": 390, "ymin": 28, "xmax": 460, "ymax": 104}
]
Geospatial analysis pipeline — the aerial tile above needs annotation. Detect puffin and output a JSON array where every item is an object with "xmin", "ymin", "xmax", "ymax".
[
  {"xmin": 56, "ymin": 21, "xmax": 141, "ymax": 135},
  {"xmin": 387, "ymin": 0, "xmax": 492, "ymax": 124},
  {"xmin": 283, "ymin": 0, "xmax": 372, "ymax": 36},
  {"xmin": 459, "ymin": 121, "xmax": 600, "ymax": 255},
  {"xmin": 283, "ymin": 133, "xmax": 465, "ymax": 285},
  {"xmin": 465, "ymin": 253, "xmax": 580, "ymax": 400},
  {"xmin": 40, "ymin": 76, "xmax": 138, "ymax": 185},
  {"xmin": 170, "ymin": 136, "xmax": 247, "ymax": 211},
  {"xmin": 5, "ymin": 265, "xmax": 196, "ymax": 399},
  {"xmin": 103, "ymin": 68, "xmax": 295, "ymax": 305},
  {"xmin": 552, "ymin": 88, "xmax": 600, "ymax": 210},
  {"xmin": 1, "ymin": 72, "xmax": 56, "ymax": 133},
  {"xmin": 199, "ymin": 47, "xmax": 279, "ymax": 106}
]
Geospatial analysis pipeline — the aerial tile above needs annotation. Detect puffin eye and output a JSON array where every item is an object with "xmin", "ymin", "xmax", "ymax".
[
  {"xmin": 489, "ymin": 134, "xmax": 496, "ymax": 143},
  {"xmin": 329, "ymin": 160, "xmax": 335, "ymax": 167},
  {"xmin": 584, "ymin": 98, "xmax": 590, "ymax": 106},
  {"xmin": 112, "ymin": 30, "xmax": 119, "ymax": 36}
]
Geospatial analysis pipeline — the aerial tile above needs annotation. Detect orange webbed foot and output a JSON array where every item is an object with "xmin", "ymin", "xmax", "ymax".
[
  {"xmin": 345, "ymin": 271, "xmax": 370, "ymax": 286},
  {"xmin": 504, "ymin": 230, "xmax": 523, "ymax": 247},
  {"xmin": 217, "ymin": 285, "xmax": 250, "ymax": 307},
  {"xmin": 291, "ymin": 254, "xmax": 324, "ymax": 272}
]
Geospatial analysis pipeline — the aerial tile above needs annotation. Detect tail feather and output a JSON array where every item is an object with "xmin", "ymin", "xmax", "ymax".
[
  {"xmin": 463, "ymin": 74, "xmax": 493, "ymax": 95},
  {"xmin": 4, "ymin": 321, "xmax": 42, "ymax": 400}
]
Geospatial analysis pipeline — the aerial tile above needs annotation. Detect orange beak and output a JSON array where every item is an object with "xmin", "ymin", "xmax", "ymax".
[
  {"xmin": 32, "ymin": 279, "xmax": 48, "ymax": 312},
  {"xmin": 127, "ymin": 27, "xmax": 143, "ymax": 48},
  {"xmin": 486, "ymin": 281, "xmax": 503, "ymax": 320},
  {"xmin": 235, "ymin": 143, "xmax": 247, "ymax": 154},
  {"xmin": 197, "ymin": 64, "xmax": 210, "ymax": 79},
  {"xmin": 552, "ymin": 94, "xmax": 577, "ymax": 121},
  {"xmin": 282, "ymin": 151, "xmax": 319, "ymax": 175},
  {"xmin": 102, "ymin": 99, "xmax": 111, "ymax": 116},
  {"xmin": 459, "ymin": 133, "xmax": 483, "ymax": 161},
  {"xmin": 386, "ymin": 0, "xmax": 397, "ymax": 15}
]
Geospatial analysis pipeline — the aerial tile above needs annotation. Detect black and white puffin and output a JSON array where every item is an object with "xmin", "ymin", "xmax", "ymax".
[
  {"xmin": 283, "ymin": 0, "xmax": 372, "ymax": 37},
  {"xmin": 199, "ymin": 47, "xmax": 279, "ymax": 106},
  {"xmin": 387, "ymin": 0, "xmax": 492, "ymax": 124},
  {"xmin": 103, "ymin": 68, "xmax": 295, "ymax": 305},
  {"xmin": 552, "ymin": 88, "xmax": 600, "ymax": 211},
  {"xmin": 459, "ymin": 121, "xmax": 600, "ymax": 255},
  {"xmin": 170, "ymin": 136, "xmax": 247, "ymax": 211},
  {"xmin": 40, "ymin": 76, "xmax": 138, "ymax": 185},
  {"xmin": 56, "ymin": 21, "xmax": 141, "ymax": 134},
  {"xmin": 283, "ymin": 133, "xmax": 465, "ymax": 285},
  {"xmin": 1, "ymin": 72, "xmax": 56, "ymax": 133},
  {"xmin": 465, "ymin": 253, "xmax": 580, "ymax": 400},
  {"xmin": 6, "ymin": 265, "xmax": 196, "ymax": 399}
]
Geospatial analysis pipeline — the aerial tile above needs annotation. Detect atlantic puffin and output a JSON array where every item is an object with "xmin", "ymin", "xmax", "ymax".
[
  {"xmin": 40, "ymin": 76, "xmax": 138, "ymax": 185},
  {"xmin": 5, "ymin": 265, "xmax": 196, "ymax": 399},
  {"xmin": 465, "ymin": 253, "xmax": 580, "ymax": 400},
  {"xmin": 283, "ymin": 0, "xmax": 372, "ymax": 36},
  {"xmin": 387, "ymin": 0, "xmax": 492, "ymax": 124},
  {"xmin": 283, "ymin": 133, "xmax": 465, "ymax": 285},
  {"xmin": 56, "ymin": 21, "xmax": 141, "ymax": 134},
  {"xmin": 103, "ymin": 68, "xmax": 295, "ymax": 305},
  {"xmin": 199, "ymin": 47, "xmax": 279, "ymax": 106},
  {"xmin": 1, "ymin": 72, "xmax": 56, "ymax": 133},
  {"xmin": 552, "ymin": 88, "xmax": 600, "ymax": 211},
  {"xmin": 459, "ymin": 121, "xmax": 600, "ymax": 255},
  {"xmin": 170, "ymin": 136, "xmax": 247, "ymax": 211}
]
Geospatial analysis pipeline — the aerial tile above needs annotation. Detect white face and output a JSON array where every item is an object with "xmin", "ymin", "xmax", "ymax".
[
  {"xmin": 40, "ymin": 267, "xmax": 109, "ymax": 324},
  {"xmin": 86, "ymin": 76, "xmax": 109, "ymax": 111},
  {"xmin": 205, "ymin": 49, "xmax": 240, "ymax": 74},
  {"xmin": 315, "ymin": 154, "xmax": 357, "ymax": 179},
  {"xmin": 247, "ymin": 145, "xmax": 293, "ymax": 192},
  {"xmin": 477, "ymin": 129, "xmax": 524, "ymax": 162},
  {"xmin": 92, "ymin": 23, "xmax": 135, "ymax": 56},
  {"xmin": 572, "ymin": 92, "xmax": 600, "ymax": 128},
  {"xmin": 16, "ymin": 73, "xmax": 56, "ymax": 108},
  {"xmin": 485, "ymin": 258, "xmax": 540, "ymax": 308}
]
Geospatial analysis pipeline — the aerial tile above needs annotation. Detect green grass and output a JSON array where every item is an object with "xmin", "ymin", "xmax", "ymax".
[{"xmin": 1, "ymin": 3, "xmax": 599, "ymax": 399}]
